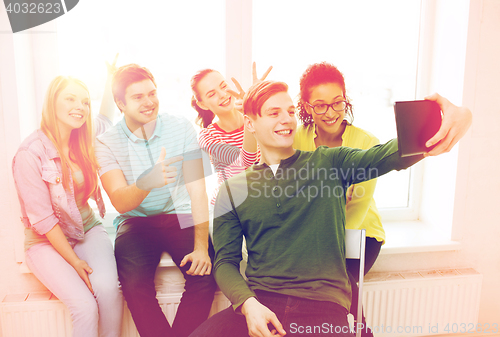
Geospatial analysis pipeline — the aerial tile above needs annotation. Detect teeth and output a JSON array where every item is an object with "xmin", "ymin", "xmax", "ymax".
[
  {"xmin": 275, "ymin": 130, "xmax": 291, "ymax": 135},
  {"xmin": 220, "ymin": 97, "xmax": 230, "ymax": 106},
  {"xmin": 142, "ymin": 109, "xmax": 153, "ymax": 115},
  {"xmin": 325, "ymin": 117, "xmax": 338, "ymax": 125},
  {"xmin": 70, "ymin": 114, "xmax": 83, "ymax": 119}
]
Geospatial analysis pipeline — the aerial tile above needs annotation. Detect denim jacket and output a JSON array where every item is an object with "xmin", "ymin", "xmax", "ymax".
[{"xmin": 12, "ymin": 115, "xmax": 111, "ymax": 244}]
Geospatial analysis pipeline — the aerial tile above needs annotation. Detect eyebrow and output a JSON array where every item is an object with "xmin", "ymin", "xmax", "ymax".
[
  {"xmin": 312, "ymin": 95, "xmax": 344, "ymax": 104},
  {"xmin": 265, "ymin": 105, "xmax": 295, "ymax": 113},
  {"xmin": 205, "ymin": 81, "xmax": 226, "ymax": 96}
]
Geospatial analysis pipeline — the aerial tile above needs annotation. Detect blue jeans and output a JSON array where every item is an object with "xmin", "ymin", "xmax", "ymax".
[
  {"xmin": 190, "ymin": 290, "xmax": 353, "ymax": 337},
  {"xmin": 115, "ymin": 214, "xmax": 217, "ymax": 337}
]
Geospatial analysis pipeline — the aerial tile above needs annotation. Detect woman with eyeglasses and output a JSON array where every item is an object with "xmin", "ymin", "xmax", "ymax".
[{"xmin": 292, "ymin": 61, "xmax": 382, "ymax": 336}]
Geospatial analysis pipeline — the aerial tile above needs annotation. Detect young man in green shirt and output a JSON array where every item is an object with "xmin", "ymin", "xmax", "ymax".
[{"xmin": 190, "ymin": 81, "xmax": 471, "ymax": 337}]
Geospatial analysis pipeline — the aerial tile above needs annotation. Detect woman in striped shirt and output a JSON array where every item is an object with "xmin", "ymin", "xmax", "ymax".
[{"xmin": 190, "ymin": 65, "xmax": 271, "ymax": 212}]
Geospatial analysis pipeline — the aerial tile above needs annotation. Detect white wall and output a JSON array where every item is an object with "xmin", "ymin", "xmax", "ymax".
[{"xmin": 372, "ymin": 0, "xmax": 500, "ymax": 326}]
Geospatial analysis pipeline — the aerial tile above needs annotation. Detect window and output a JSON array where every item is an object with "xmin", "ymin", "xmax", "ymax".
[
  {"xmin": 55, "ymin": 0, "xmax": 469, "ymax": 225},
  {"xmin": 252, "ymin": 0, "xmax": 421, "ymax": 215}
]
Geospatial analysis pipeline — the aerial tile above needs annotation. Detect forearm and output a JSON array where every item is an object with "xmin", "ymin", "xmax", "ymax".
[
  {"xmin": 98, "ymin": 74, "xmax": 116, "ymax": 121},
  {"xmin": 110, "ymin": 183, "xmax": 150, "ymax": 213},
  {"xmin": 45, "ymin": 224, "xmax": 80, "ymax": 266},
  {"xmin": 215, "ymin": 261, "xmax": 256, "ymax": 311},
  {"xmin": 188, "ymin": 185, "xmax": 209, "ymax": 251}
]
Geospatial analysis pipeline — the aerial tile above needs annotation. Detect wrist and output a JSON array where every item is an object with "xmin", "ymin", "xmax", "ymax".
[{"xmin": 241, "ymin": 297, "xmax": 258, "ymax": 316}]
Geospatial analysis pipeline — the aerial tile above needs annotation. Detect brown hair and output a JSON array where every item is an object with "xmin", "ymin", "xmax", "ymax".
[
  {"xmin": 190, "ymin": 69, "xmax": 216, "ymax": 128},
  {"xmin": 243, "ymin": 81, "xmax": 289, "ymax": 118},
  {"xmin": 112, "ymin": 64, "xmax": 157, "ymax": 110}
]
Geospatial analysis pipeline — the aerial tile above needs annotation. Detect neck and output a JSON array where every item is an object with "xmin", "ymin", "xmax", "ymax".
[
  {"xmin": 128, "ymin": 119, "xmax": 157, "ymax": 140},
  {"xmin": 216, "ymin": 109, "xmax": 243, "ymax": 132},
  {"xmin": 314, "ymin": 122, "xmax": 345, "ymax": 147},
  {"xmin": 259, "ymin": 146, "xmax": 296, "ymax": 166}
]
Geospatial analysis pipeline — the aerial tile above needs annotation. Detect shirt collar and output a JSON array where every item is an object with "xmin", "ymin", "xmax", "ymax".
[
  {"xmin": 119, "ymin": 116, "xmax": 163, "ymax": 143},
  {"xmin": 37, "ymin": 130, "xmax": 60, "ymax": 159},
  {"xmin": 253, "ymin": 150, "xmax": 301, "ymax": 170}
]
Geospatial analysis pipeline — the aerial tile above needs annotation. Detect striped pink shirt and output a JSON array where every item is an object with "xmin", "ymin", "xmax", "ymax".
[{"xmin": 198, "ymin": 123, "xmax": 259, "ymax": 205}]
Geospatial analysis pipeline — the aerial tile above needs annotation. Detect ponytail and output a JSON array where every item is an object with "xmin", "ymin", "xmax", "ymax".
[
  {"xmin": 191, "ymin": 68, "xmax": 217, "ymax": 128},
  {"xmin": 191, "ymin": 95, "xmax": 215, "ymax": 128}
]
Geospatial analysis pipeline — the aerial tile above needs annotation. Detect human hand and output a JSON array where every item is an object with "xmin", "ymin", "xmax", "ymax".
[
  {"xmin": 71, "ymin": 258, "xmax": 94, "ymax": 294},
  {"xmin": 424, "ymin": 93, "xmax": 472, "ymax": 156},
  {"xmin": 346, "ymin": 185, "xmax": 354, "ymax": 204},
  {"xmin": 136, "ymin": 147, "xmax": 183, "ymax": 191},
  {"xmin": 227, "ymin": 62, "xmax": 273, "ymax": 113},
  {"xmin": 105, "ymin": 53, "xmax": 119, "ymax": 76},
  {"xmin": 180, "ymin": 249, "xmax": 212, "ymax": 275},
  {"xmin": 241, "ymin": 297, "xmax": 286, "ymax": 337}
]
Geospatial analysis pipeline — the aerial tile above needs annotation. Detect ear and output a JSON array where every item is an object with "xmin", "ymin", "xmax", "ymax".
[
  {"xmin": 116, "ymin": 99, "xmax": 126, "ymax": 113},
  {"xmin": 302, "ymin": 100, "xmax": 313, "ymax": 115},
  {"xmin": 244, "ymin": 115, "xmax": 255, "ymax": 133},
  {"xmin": 196, "ymin": 99, "xmax": 209, "ymax": 111}
]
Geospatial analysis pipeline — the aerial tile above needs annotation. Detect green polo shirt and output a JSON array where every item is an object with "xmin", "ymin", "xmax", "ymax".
[{"xmin": 213, "ymin": 139, "xmax": 422, "ymax": 311}]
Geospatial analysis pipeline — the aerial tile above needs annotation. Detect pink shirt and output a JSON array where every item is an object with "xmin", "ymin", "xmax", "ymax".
[{"xmin": 12, "ymin": 114, "xmax": 110, "ymax": 247}]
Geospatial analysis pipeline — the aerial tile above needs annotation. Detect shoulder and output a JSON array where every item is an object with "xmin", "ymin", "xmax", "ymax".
[
  {"xmin": 159, "ymin": 113, "xmax": 192, "ymax": 128},
  {"xmin": 16, "ymin": 130, "xmax": 48, "ymax": 156},
  {"xmin": 96, "ymin": 122, "xmax": 124, "ymax": 145},
  {"xmin": 293, "ymin": 124, "xmax": 316, "ymax": 150}
]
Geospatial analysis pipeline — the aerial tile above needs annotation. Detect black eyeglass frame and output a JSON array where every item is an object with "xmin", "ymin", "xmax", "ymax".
[{"xmin": 305, "ymin": 100, "xmax": 349, "ymax": 115}]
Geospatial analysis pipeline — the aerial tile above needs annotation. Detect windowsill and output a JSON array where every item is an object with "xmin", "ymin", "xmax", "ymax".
[
  {"xmin": 380, "ymin": 220, "xmax": 461, "ymax": 255},
  {"xmin": 19, "ymin": 218, "xmax": 461, "ymax": 274}
]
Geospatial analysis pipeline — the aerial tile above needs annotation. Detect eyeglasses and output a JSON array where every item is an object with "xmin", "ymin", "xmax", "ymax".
[{"xmin": 305, "ymin": 100, "xmax": 348, "ymax": 115}]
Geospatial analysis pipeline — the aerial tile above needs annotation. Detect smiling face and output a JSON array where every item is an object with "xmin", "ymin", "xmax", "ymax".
[
  {"xmin": 195, "ymin": 71, "xmax": 234, "ymax": 116},
  {"xmin": 306, "ymin": 83, "xmax": 346, "ymax": 138},
  {"xmin": 54, "ymin": 82, "xmax": 90, "ymax": 135},
  {"xmin": 118, "ymin": 79, "xmax": 159, "ymax": 133},
  {"xmin": 246, "ymin": 91, "xmax": 297, "ymax": 153}
]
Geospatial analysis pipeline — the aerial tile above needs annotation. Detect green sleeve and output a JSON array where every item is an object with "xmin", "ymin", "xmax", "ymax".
[
  {"xmin": 213, "ymin": 181, "xmax": 256, "ymax": 312},
  {"xmin": 333, "ymin": 138, "xmax": 423, "ymax": 187}
]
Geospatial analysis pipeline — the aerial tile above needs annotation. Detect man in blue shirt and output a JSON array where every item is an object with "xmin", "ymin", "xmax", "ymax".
[{"xmin": 96, "ymin": 64, "xmax": 215, "ymax": 337}]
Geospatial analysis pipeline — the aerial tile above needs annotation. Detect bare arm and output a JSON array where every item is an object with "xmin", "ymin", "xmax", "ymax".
[
  {"xmin": 100, "ymin": 147, "xmax": 181, "ymax": 213},
  {"xmin": 100, "ymin": 168, "xmax": 150, "ymax": 214},
  {"xmin": 45, "ymin": 224, "xmax": 94, "ymax": 294},
  {"xmin": 179, "ymin": 158, "xmax": 212, "ymax": 276},
  {"xmin": 98, "ymin": 53, "xmax": 119, "ymax": 121}
]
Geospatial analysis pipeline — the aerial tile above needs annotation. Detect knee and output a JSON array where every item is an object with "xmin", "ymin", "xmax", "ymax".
[
  {"xmin": 67, "ymin": 294, "xmax": 99, "ymax": 325},
  {"xmin": 92, "ymin": 273, "xmax": 122, "ymax": 303}
]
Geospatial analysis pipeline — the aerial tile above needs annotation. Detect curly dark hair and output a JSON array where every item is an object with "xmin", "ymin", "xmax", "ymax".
[{"xmin": 297, "ymin": 62, "xmax": 353, "ymax": 127}]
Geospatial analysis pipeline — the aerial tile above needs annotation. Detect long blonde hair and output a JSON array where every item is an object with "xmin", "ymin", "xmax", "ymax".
[{"xmin": 40, "ymin": 76, "xmax": 99, "ymax": 202}]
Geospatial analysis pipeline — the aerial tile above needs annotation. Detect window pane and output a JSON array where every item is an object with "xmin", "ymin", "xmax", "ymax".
[
  {"xmin": 253, "ymin": 0, "xmax": 421, "ymax": 209},
  {"xmin": 56, "ymin": 0, "xmax": 225, "ymax": 215},
  {"xmin": 56, "ymin": 0, "xmax": 225, "ymax": 123}
]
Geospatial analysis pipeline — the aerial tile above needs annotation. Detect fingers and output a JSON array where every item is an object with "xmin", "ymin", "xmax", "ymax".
[
  {"xmin": 163, "ymin": 155, "xmax": 183, "ymax": 166},
  {"xmin": 227, "ymin": 88, "xmax": 243, "ymax": 99},
  {"xmin": 268, "ymin": 315, "xmax": 286, "ymax": 336},
  {"xmin": 231, "ymin": 77, "xmax": 244, "ymax": 94},
  {"xmin": 252, "ymin": 62, "xmax": 273, "ymax": 84},
  {"xmin": 260, "ymin": 66, "xmax": 273, "ymax": 81},
  {"xmin": 425, "ymin": 125, "xmax": 449, "ymax": 148},
  {"xmin": 156, "ymin": 147, "xmax": 167, "ymax": 164},
  {"xmin": 111, "ymin": 53, "xmax": 119, "ymax": 67},
  {"xmin": 179, "ymin": 255, "xmax": 188, "ymax": 268}
]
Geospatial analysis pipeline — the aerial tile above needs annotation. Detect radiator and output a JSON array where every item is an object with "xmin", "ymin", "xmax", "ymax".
[
  {"xmin": 361, "ymin": 268, "xmax": 483, "ymax": 337},
  {"xmin": 1, "ymin": 268, "xmax": 482, "ymax": 337},
  {"xmin": 1, "ymin": 290, "xmax": 230, "ymax": 337}
]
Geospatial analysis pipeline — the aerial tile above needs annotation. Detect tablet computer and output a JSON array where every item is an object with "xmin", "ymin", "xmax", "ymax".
[{"xmin": 394, "ymin": 100, "xmax": 442, "ymax": 157}]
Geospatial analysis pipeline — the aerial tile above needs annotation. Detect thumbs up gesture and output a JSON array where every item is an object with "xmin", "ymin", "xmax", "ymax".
[{"xmin": 136, "ymin": 147, "xmax": 183, "ymax": 191}]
